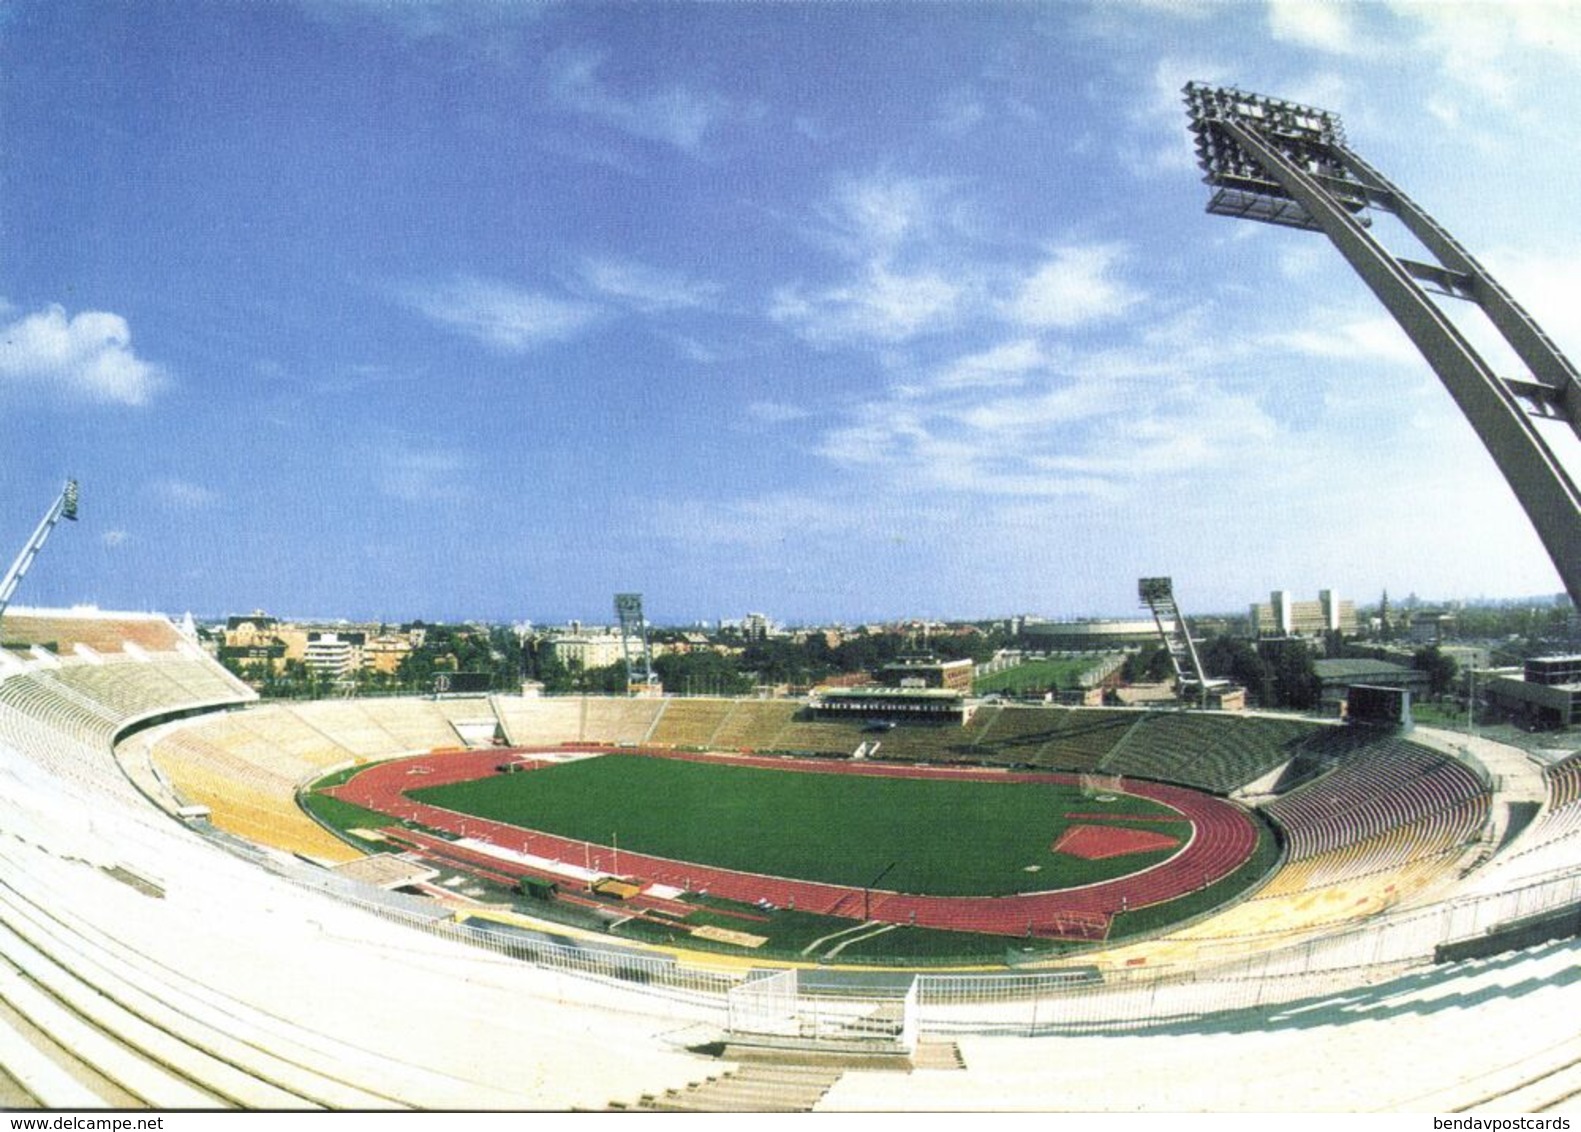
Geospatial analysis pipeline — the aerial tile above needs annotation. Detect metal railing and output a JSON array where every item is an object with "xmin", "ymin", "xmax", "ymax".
[{"xmin": 233, "ymin": 816, "xmax": 1581, "ymax": 1036}]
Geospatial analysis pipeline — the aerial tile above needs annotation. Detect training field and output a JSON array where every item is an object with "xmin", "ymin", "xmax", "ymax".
[{"xmin": 410, "ymin": 752, "xmax": 1190, "ymax": 897}]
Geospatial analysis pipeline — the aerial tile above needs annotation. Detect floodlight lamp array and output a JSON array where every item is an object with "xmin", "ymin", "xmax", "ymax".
[
  {"xmin": 1183, "ymin": 82, "xmax": 1369, "ymax": 227},
  {"xmin": 1138, "ymin": 577, "xmax": 1175, "ymax": 605},
  {"xmin": 614, "ymin": 593, "xmax": 644, "ymax": 622}
]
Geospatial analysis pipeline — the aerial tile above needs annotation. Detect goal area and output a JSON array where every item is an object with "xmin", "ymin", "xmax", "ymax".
[{"xmin": 1079, "ymin": 772, "xmax": 1124, "ymax": 801}]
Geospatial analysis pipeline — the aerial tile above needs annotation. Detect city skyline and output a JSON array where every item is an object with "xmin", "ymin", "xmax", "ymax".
[{"xmin": 5, "ymin": 2, "xmax": 1581, "ymax": 624}]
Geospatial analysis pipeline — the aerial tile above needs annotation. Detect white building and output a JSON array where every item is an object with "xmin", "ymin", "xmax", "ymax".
[
  {"xmin": 548, "ymin": 632, "xmax": 629, "ymax": 671},
  {"xmin": 304, "ymin": 631, "xmax": 363, "ymax": 679},
  {"xmin": 1249, "ymin": 589, "xmax": 1357, "ymax": 638}
]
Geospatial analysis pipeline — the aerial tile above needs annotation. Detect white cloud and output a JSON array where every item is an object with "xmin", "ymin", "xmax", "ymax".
[
  {"xmin": 744, "ymin": 401, "xmax": 811, "ymax": 425},
  {"xmin": 1006, "ymin": 244, "xmax": 1144, "ymax": 329},
  {"xmin": 550, "ymin": 49, "xmax": 749, "ymax": 155},
  {"xmin": 669, "ymin": 335, "xmax": 723, "ymax": 364},
  {"xmin": 646, "ymin": 490, "xmax": 876, "ymax": 550},
  {"xmin": 1391, "ymin": 1, "xmax": 1581, "ymax": 100},
  {"xmin": 812, "ymin": 172, "xmax": 966, "ymax": 262},
  {"xmin": 579, "ymin": 256, "xmax": 718, "ymax": 312},
  {"xmin": 771, "ymin": 173, "xmax": 975, "ymax": 345},
  {"xmin": 771, "ymin": 265, "xmax": 962, "ymax": 345},
  {"xmin": 775, "ymin": 174, "xmax": 1144, "ymax": 347},
  {"xmin": 809, "ymin": 329, "xmax": 1279, "ymax": 507},
  {"xmin": 1123, "ymin": 0, "xmax": 1216, "ymax": 17},
  {"xmin": 298, "ymin": 0, "xmax": 545, "ymax": 48},
  {"xmin": 1264, "ymin": 313, "xmax": 1419, "ymax": 366},
  {"xmin": 402, "ymin": 276, "xmax": 598, "ymax": 352},
  {"xmin": 1480, "ymin": 246, "xmax": 1581, "ymax": 360},
  {"xmin": 935, "ymin": 87, "xmax": 986, "ymax": 135},
  {"xmin": 930, "ymin": 339, "xmax": 1046, "ymax": 392},
  {"xmin": 101, "ymin": 530, "xmax": 129, "ymax": 548},
  {"xmin": 0, "ymin": 303, "xmax": 166, "ymax": 405},
  {"xmin": 1276, "ymin": 241, "xmax": 1338, "ymax": 281},
  {"xmin": 1119, "ymin": 56, "xmax": 1230, "ymax": 177},
  {"xmin": 1267, "ymin": 0, "xmax": 1359, "ymax": 54},
  {"xmin": 152, "ymin": 478, "xmax": 220, "ymax": 509},
  {"xmin": 376, "ymin": 444, "xmax": 467, "ymax": 503}
]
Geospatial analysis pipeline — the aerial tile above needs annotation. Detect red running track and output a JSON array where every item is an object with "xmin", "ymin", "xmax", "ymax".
[{"xmin": 329, "ymin": 747, "xmax": 1264, "ymax": 940}]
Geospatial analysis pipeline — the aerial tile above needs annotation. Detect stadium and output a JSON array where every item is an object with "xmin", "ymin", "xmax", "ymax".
[
  {"xmin": 3, "ymin": 80, "xmax": 1581, "ymax": 1113},
  {"xmin": 1, "ymin": 599, "xmax": 1580, "ymax": 1111}
]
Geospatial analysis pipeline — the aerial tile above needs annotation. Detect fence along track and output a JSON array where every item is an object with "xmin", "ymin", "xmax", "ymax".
[{"xmin": 238, "ymin": 812, "xmax": 1581, "ymax": 1038}]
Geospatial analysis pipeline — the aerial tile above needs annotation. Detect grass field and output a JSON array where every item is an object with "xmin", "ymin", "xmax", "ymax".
[
  {"xmin": 298, "ymin": 792, "xmax": 405, "ymax": 853},
  {"xmin": 408, "ymin": 754, "xmax": 1191, "ymax": 897},
  {"xmin": 973, "ymin": 657, "xmax": 1099, "ymax": 695}
]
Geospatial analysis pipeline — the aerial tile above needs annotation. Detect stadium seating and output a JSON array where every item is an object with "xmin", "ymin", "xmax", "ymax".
[
  {"xmin": 0, "ymin": 743, "xmax": 711, "ymax": 1109},
  {"xmin": 1263, "ymin": 735, "xmax": 1489, "ymax": 860},
  {"xmin": 766, "ymin": 716, "xmax": 872, "ymax": 754},
  {"xmin": 143, "ymin": 727, "xmax": 357, "ymax": 862},
  {"xmin": 818, "ymin": 936, "xmax": 1581, "ymax": 1112},
  {"xmin": 1455, "ymin": 752, "xmax": 1581, "ymax": 893},
  {"xmin": 646, "ymin": 697, "xmax": 737, "ymax": 747},
  {"xmin": 0, "ymin": 609, "xmax": 186, "ymax": 654},
  {"xmin": 856, "ymin": 708, "xmax": 1000, "ymax": 764},
  {"xmin": 491, "ymin": 695, "xmax": 583, "ymax": 746},
  {"xmin": 580, "ymin": 697, "xmax": 666, "ymax": 745},
  {"xmin": 1099, "ymin": 713, "xmax": 1315, "ymax": 793},
  {"xmin": 1, "ymin": 619, "xmax": 1578, "ymax": 1113},
  {"xmin": 968, "ymin": 704, "xmax": 1075, "ymax": 757},
  {"xmin": 705, "ymin": 701, "xmax": 801, "ymax": 751},
  {"xmin": 1255, "ymin": 797, "xmax": 1487, "ymax": 898},
  {"xmin": 1033, "ymin": 709, "xmax": 1138, "ymax": 770}
]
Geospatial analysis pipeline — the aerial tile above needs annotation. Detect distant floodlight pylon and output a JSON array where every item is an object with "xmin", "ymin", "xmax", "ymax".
[
  {"xmin": 0, "ymin": 479, "xmax": 80, "ymax": 629},
  {"xmin": 1138, "ymin": 576, "xmax": 1213, "ymax": 708},
  {"xmin": 613, "ymin": 592, "xmax": 656, "ymax": 694},
  {"xmin": 1184, "ymin": 82, "xmax": 1581, "ymax": 608}
]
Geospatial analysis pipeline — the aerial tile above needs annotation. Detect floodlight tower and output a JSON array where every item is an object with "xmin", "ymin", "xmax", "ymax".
[
  {"xmin": 613, "ymin": 592, "xmax": 655, "ymax": 694},
  {"xmin": 1138, "ymin": 576, "xmax": 1210, "ymax": 708},
  {"xmin": 0, "ymin": 480, "xmax": 79, "ymax": 631},
  {"xmin": 1184, "ymin": 83, "xmax": 1581, "ymax": 609}
]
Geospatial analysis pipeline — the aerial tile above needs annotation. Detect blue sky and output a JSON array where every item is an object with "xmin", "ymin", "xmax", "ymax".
[{"xmin": 3, "ymin": 1, "xmax": 1581, "ymax": 625}]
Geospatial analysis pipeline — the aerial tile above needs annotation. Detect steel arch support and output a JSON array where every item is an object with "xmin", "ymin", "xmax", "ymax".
[
  {"xmin": 1218, "ymin": 119, "xmax": 1581, "ymax": 607},
  {"xmin": 1336, "ymin": 147, "xmax": 1581, "ymax": 435}
]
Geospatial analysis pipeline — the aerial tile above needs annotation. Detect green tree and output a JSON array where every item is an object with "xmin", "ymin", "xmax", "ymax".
[
  {"xmin": 396, "ymin": 648, "xmax": 438, "ymax": 693},
  {"xmin": 1413, "ymin": 645, "xmax": 1459, "ymax": 700},
  {"xmin": 538, "ymin": 654, "xmax": 577, "ymax": 694},
  {"xmin": 582, "ymin": 661, "xmax": 628, "ymax": 694},
  {"xmin": 1122, "ymin": 644, "xmax": 1174, "ymax": 684},
  {"xmin": 653, "ymin": 650, "xmax": 753, "ymax": 696},
  {"xmin": 1260, "ymin": 638, "xmax": 1322, "ymax": 710},
  {"xmin": 1200, "ymin": 635, "xmax": 1274, "ymax": 706},
  {"xmin": 832, "ymin": 630, "xmax": 906, "ymax": 675}
]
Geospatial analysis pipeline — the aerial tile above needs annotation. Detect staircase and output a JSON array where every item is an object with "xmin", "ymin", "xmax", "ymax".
[{"xmin": 620, "ymin": 1064, "xmax": 844, "ymax": 1112}]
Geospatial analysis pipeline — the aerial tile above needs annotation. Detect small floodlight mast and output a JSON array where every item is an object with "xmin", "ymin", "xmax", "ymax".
[
  {"xmin": 613, "ymin": 592, "xmax": 655, "ymax": 693},
  {"xmin": 0, "ymin": 479, "xmax": 81, "ymax": 630},
  {"xmin": 1138, "ymin": 576, "xmax": 1211, "ymax": 708},
  {"xmin": 1184, "ymin": 82, "xmax": 1581, "ymax": 609}
]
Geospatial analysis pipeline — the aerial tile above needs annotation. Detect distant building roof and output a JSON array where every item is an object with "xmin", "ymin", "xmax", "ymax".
[
  {"xmin": 226, "ymin": 613, "xmax": 278, "ymax": 630},
  {"xmin": 819, "ymin": 686, "xmax": 964, "ymax": 701},
  {"xmin": 1313, "ymin": 658, "xmax": 1413, "ymax": 680}
]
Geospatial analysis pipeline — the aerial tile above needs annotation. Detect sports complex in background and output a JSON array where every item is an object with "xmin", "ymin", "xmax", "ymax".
[{"xmin": 1, "ymin": 85, "xmax": 1580, "ymax": 1112}]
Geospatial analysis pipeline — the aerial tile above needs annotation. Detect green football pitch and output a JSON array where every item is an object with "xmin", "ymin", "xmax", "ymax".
[{"xmin": 409, "ymin": 754, "xmax": 1192, "ymax": 897}]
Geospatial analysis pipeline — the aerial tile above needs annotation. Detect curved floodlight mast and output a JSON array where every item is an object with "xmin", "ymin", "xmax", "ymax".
[
  {"xmin": 1184, "ymin": 83, "xmax": 1581, "ymax": 608},
  {"xmin": 0, "ymin": 479, "xmax": 80, "ymax": 629}
]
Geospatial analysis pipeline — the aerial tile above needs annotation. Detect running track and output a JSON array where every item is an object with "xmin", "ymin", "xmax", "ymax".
[{"xmin": 329, "ymin": 748, "xmax": 1264, "ymax": 940}]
